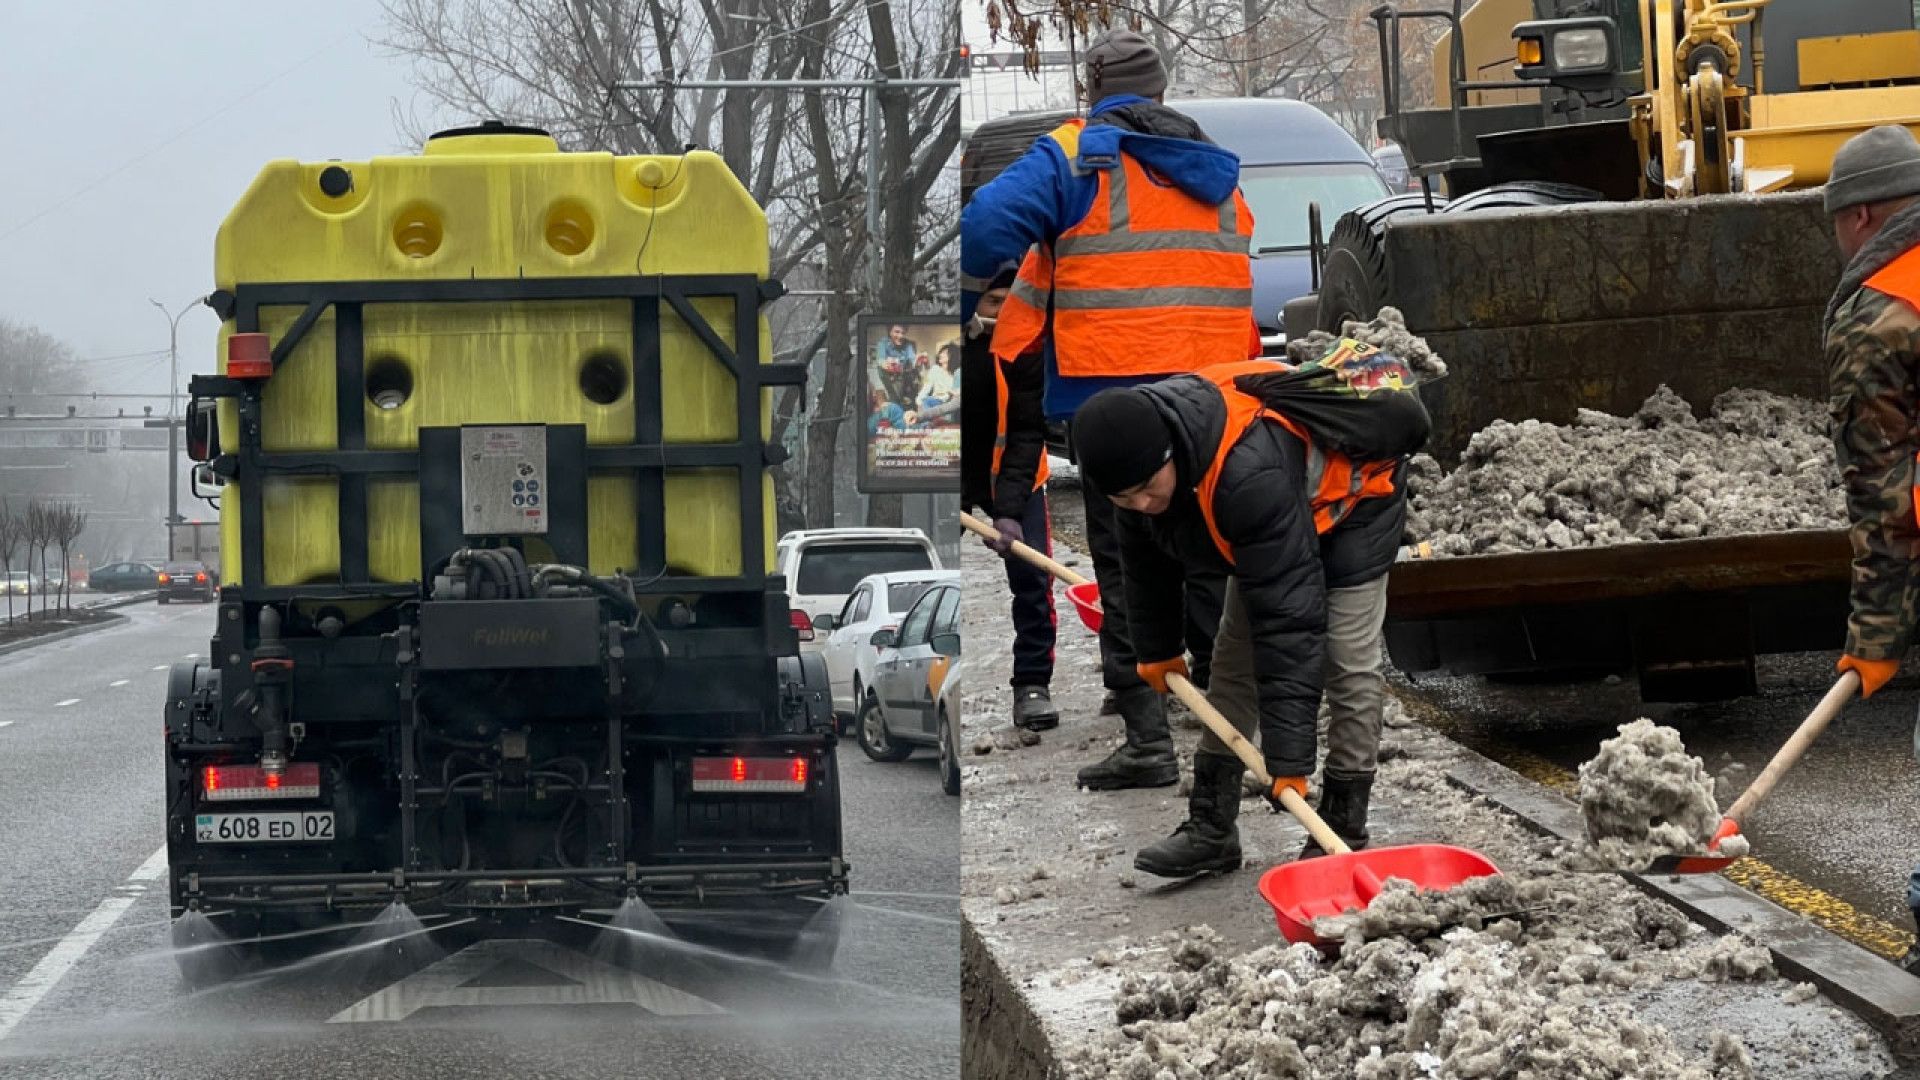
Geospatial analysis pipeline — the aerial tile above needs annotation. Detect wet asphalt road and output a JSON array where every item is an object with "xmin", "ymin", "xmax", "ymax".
[{"xmin": 0, "ymin": 603, "xmax": 959, "ymax": 1079}]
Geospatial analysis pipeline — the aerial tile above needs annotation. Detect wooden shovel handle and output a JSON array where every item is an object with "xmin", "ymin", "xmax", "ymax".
[
  {"xmin": 1722, "ymin": 671, "xmax": 1859, "ymax": 827},
  {"xmin": 1167, "ymin": 672, "xmax": 1350, "ymax": 856},
  {"xmin": 958, "ymin": 512, "xmax": 1091, "ymax": 587}
]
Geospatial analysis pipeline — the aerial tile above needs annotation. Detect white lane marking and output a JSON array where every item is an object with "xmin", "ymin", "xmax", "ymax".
[
  {"xmin": 329, "ymin": 939, "xmax": 726, "ymax": 1023},
  {"xmin": 182, "ymin": 653, "xmax": 198, "ymax": 660},
  {"xmin": 152, "ymin": 665, "xmax": 168, "ymax": 671},
  {"xmin": 0, "ymin": 721, "xmax": 11, "ymax": 729},
  {"xmin": 109, "ymin": 679, "xmax": 129, "ymax": 688},
  {"xmin": 52, "ymin": 699, "xmax": 78, "ymax": 708},
  {"xmin": 0, "ymin": 845, "xmax": 167, "ymax": 1041}
]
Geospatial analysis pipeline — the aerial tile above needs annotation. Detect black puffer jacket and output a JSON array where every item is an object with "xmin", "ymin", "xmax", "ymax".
[
  {"xmin": 1116, "ymin": 375, "xmax": 1406, "ymax": 777},
  {"xmin": 960, "ymin": 331, "xmax": 1048, "ymax": 520}
]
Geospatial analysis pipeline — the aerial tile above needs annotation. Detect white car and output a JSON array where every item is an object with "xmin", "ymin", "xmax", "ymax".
[
  {"xmin": 815, "ymin": 569, "xmax": 960, "ymax": 724},
  {"xmin": 776, "ymin": 528, "xmax": 941, "ymax": 654}
]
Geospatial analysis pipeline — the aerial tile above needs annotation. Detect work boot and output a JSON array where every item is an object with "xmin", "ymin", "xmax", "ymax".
[
  {"xmin": 1012, "ymin": 686, "xmax": 1060, "ymax": 732},
  {"xmin": 1134, "ymin": 754, "xmax": 1244, "ymax": 878},
  {"xmin": 1298, "ymin": 769, "xmax": 1375, "ymax": 860},
  {"xmin": 1076, "ymin": 686, "xmax": 1179, "ymax": 790}
]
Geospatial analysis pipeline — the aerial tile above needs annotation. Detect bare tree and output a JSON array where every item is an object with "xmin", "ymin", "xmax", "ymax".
[
  {"xmin": 0, "ymin": 502, "xmax": 20, "ymax": 626},
  {"xmin": 52, "ymin": 504, "xmax": 87, "ymax": 615},
  {"xmin": 23, "ymin": 502, "xmax": 54, "ymax": 621},
  {"xmin": 376, "ymin": 0, "xmax": 959, "ymax": 529}
]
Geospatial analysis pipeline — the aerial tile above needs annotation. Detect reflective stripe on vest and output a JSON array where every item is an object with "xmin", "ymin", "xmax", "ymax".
[
  {"xmin": 1862, "ymin": 243, "xmax": 1920, "ymax": 529},
  {"xmin": 986, "ymin": 118, "xmax": 1255, "ymax": 376},
  {"xmin": 1190, "ymin": 360, "xmax": 1400, "ymax": 562},
  {"xmin": 993, "ymin": 355, "xmax": 1050, "ymax": 491},
  {"xmin": 1050, "ymin": 151, "xmax": 1255, "ymax": 379}
]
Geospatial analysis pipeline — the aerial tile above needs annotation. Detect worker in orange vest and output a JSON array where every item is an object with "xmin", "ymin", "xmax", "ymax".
[
  {"xmin": 962, "ymin": 270, "xmax": 1061, "ymax": 730},
  {"xmin": 1821, "ymin": 124, "xmax": 1920, "ymax": 975},
  {"xmin": 960, "ymin": 29, "xmax": 1258, "ymax": 791},
  {"xmin": 1069, "ymin": 362, "xmax": 1410, "ymax": 878}
]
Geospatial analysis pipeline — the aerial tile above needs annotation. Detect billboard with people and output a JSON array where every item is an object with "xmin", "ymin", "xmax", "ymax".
[{"xmin": 858, "ymin": 315, "xmax": 962, "ymax": 493}]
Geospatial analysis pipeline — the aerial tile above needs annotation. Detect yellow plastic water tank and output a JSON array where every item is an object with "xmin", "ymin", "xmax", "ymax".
[{"xmin": 212, "ymin": 126, "xmax": 776, "ymax": 586}]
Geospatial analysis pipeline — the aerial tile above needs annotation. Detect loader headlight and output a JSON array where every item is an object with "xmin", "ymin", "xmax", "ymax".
[
  {"xmin": 1514, "ymin": 17, "xmax": 1619, "ymax": 83},
  {"xmin": 1551, "ymin": 27, "xmax": 1611, "ymax": 72}
]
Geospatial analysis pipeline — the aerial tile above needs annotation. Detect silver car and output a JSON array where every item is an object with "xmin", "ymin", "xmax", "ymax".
[{"xmin": 857, "ymin": 580, "xmax": 961, "ymax": 796}]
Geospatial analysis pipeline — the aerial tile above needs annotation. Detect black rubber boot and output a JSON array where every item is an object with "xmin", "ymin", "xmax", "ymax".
[
  {"xmin": 1012, "ymin": 686, "xmax": 1060, "ymax": 732},
  {"xmin": 1298, "ymin": 769, "xmax": 1374, "ymax": 860},
  {"xmin": 1134, "ymin": 754, "xmax": 1245, "ymax": 878},
  {"xmin": 1076, "ymin": 687, "xmax": 1179, "ymax": 790}
]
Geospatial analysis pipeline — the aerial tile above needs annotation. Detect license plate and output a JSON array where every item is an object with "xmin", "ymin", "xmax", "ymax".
[{"xmin": 196, "ymin": 811, "xmax": 334, "ymax": 844}]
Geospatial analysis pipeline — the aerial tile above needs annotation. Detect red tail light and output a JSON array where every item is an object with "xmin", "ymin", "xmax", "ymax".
[
  {"xmin": 790, "ymin": 609, "xmax": 813, "ymax": 642},
  {"xmin": 202, "ymin": 762, "xmax": 320, "ymax": 801},
  {"xmin": 194, "ymin": 572, "xmax": 207, "ymax": 583},
  {"xmin": 691, "ymin": 756, "xmax": 811, "ymax": 794},
  {"xmin": 157, "ymin": 573, "xmax": 171, "ymax": 584}
]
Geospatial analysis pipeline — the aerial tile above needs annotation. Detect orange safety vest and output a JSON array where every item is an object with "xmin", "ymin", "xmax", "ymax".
[
  {"xmin": 1191, "ymin": 360, "xmax": 1401, "ymax": 562},
  {"xmin": 1862, "ymin": 245, "xmax": 1920, "ymax": 524},
  {"xmin": 992, "ymin": 354, "xmax": 1049, "ymax": 491},
  {"xmin": 990, "ymin": 119, "xmax": 1257, "ymax": 377}
]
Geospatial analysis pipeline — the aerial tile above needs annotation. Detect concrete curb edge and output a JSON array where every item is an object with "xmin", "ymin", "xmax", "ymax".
[{"xmin": 1445, "ymin": 753, "xmax": 1920, "ymax": 1056}]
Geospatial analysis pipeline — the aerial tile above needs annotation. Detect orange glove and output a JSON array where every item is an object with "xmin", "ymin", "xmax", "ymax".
[
  {"xmin": 1837, "ymin": 654, "xmax": 1900, "ymax": 699},
  {"xmin": 1135, "ymin": 656, "xmax": 1188, "ymax": 694},
  {"xmin": 1264, "ymin": 775, "xmax": 1308, "ymax": 814}
]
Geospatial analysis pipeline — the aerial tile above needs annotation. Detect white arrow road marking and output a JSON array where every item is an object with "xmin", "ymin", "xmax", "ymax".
[
  {"xmin": 52, "ymin": 700, "xmax": 78, "ymax": 708},
  {"xmin": 109, "ymin": 679, "xmax": 129, "ymax": 688},
  {"xmin": 328, "ymin": 938, "xmax": 726, "ymax": 1023},
  {"xmin": 0, "ymin": 845, "xmax": 167, "ymax": 1041}
]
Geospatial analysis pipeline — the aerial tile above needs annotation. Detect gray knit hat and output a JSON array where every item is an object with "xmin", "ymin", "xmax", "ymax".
[
  {"xmin": 1084, "ymin": 29, "xmax": 1167, "ymax": 103},
  {"xmin": 1826, "ymin": 125, "xmax": 1920, "ymax": 214}
]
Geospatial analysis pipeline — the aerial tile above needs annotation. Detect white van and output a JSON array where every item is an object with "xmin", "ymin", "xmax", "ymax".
[{"xmin": 775, "ymin": 528, "xmax": 941, "ymax": 654}]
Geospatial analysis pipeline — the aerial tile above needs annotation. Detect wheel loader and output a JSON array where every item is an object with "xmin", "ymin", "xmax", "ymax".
[
  {"xmin": 164, "ymin": 122, "xmax": 844, "ymax": 965},
  {"xmin": 1286, "ymin": 0, "xmax": 1920, "ymax": 700}
]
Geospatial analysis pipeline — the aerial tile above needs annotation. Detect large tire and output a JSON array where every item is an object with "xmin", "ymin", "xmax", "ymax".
[
  {"xmin": 856, "ymin": 694, "xmax": 913, "ymax": 763},
  {"xmin": 1439, "ymin": 181, "xmax": 1603, "ymax": 215},
  {"xmin": 938, "ymin": 705, "xmax": 960, "ymax": 797},
  {"xmin": 1314, "ymin": 193, "xmax": 1450, "ymax": 333}
]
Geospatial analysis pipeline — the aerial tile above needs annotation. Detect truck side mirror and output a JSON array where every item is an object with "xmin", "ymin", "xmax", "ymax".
[{"xmin": 187, "ymin": 399, "xmax": 220, "ymax": 463}]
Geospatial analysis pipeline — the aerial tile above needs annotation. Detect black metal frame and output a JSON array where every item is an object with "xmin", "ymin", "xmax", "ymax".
[{"xmin": 192, "ymin": 273, "xmax": 803, "ymax": 601}]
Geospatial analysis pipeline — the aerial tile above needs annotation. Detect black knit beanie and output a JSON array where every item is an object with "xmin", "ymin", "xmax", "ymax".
[{"xmin": 1074, "ymin": 388, "xmax": 1172, "ymax": 494}]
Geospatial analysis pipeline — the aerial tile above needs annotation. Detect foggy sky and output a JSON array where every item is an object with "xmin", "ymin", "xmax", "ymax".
[{"xmin": 0, "ymin": 1, "xmax": 424, "ymax": 404}]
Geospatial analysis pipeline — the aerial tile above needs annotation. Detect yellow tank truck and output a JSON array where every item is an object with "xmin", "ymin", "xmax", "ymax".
[{"xmin": 164, "ymin": 121, "xmax": 841, "ymax": 971}]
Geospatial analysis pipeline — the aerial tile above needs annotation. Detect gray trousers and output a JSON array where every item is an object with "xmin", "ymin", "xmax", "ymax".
[{"xmin": 1196, "ymin": 573, "xmax": 1391, "ymax": 776}]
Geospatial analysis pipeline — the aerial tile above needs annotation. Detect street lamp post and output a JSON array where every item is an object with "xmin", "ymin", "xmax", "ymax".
[{"xmin": 149, "ymin": 296, "xmax": 207, "ymax": 549}]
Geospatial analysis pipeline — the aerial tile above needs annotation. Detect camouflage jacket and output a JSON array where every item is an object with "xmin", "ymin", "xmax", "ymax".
[{"xmin": 1826, "ymin": 280, "xmax": 1920, "ymax": 661}]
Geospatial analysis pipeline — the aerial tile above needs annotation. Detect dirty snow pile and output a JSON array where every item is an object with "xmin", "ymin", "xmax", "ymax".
[
  {"xmin": 1308, "ymin": 875, "xmax": 1525, "ymax": 949},
  {"xmin": 1578, "ymin": 719, "xmax": 1750, "ymax": 870},
  {"xmin": 1078, "ymin": 890, "xmax": 1781, "ymax": 1080},
  {"xmin": 1404, "ymin": 386, "xmax": 1842, "ymax": 556},
  {"xmin": 1285, "ymin": 306, "xmax": 1448, "ymax": 381}
]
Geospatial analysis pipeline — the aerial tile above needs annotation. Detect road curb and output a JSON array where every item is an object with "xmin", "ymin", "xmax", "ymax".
[
  {"xmin": 962, "ymin": 916, "xmax": 1062, "ymax": 1080},
  {"xmin": 1445, "ymin": 753, "xmax": 1920, "ymax": 1057},
  {"xmin": 0, "ymin": 592, "xmax": 151, "ymax": 659}
]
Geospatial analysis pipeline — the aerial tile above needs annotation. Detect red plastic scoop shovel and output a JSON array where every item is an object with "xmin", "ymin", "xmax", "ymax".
[
  {"xmin": 1163, "ymin": 673, "xmax": 1501, "ymax": 946},
  {"xmin": 1640, "ymin": 670, "xmax": 1859, "ymax": 875},
  {"xmin": 959, "ymin": 512, "xmax": 1104, "ymax": 631}
]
